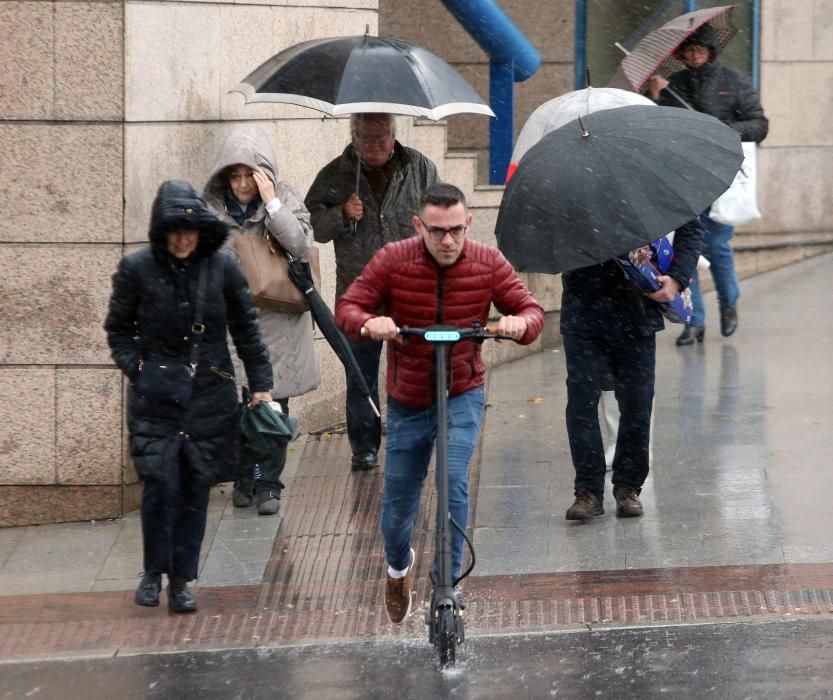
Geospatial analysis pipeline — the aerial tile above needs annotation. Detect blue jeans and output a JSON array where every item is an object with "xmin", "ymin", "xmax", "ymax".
[
  {"xmin": 381, "ymin": 385, "xmax": 485, "ymax": 580},
  {"xmin": 688, "ymin": 213, "xmax": 741, "ymax": 327}
]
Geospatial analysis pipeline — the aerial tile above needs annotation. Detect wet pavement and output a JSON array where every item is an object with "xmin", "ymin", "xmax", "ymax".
[
  {"xmin": 2, "ymin": 253, "xmax": 833, "ymax": 695},
  {"xmin": 3, "ymin": 618, "xmax": 833, "ymax": 699}
]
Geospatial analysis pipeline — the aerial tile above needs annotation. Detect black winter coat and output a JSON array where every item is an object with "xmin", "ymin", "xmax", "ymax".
[
  {"xmin": 560, "ymin": 218, "xmax": 704, "ymax": 339},
  {"xmin": 659, "ymin": 61, "xmax": 768, "ymax": 144},
  {"xmin": 105, "ymin": 180, "xmax": 272, "ymax": 483}
]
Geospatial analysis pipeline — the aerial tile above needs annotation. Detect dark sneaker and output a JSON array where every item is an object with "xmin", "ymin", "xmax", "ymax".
[
  {"xmin": 565, "ymin": 491, "xmax": 604, "ymax": 521},
  {"xmin": 232, "ymin": 485, "xmax": 253, "ymax": 508},
  {"xmin": 134, "ymin": 572, "xmax": 161, "ymax": 607},
  {"xmin": 614, "ymin": 486, "xmax": 644, "ymax": 518},
  {"xmin": 351, "ymin": 451, "xmax": 379, "ymax": 472},
  {"xmin": 385, "ymin": 548, "xmax": 414, "ymax": 624},
  {"xmin": 256, "ymin": 490, "xmax": 280, "ymax": 516},
  {"xmin": 168, "ymin": 579, "xmax": 198, "ymax": 613},
  {"xmin": 720, "ymin": 305, "xmax": 738, "ymax": 337}
]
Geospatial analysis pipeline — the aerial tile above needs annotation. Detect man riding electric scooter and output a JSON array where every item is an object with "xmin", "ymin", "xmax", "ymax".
[{"xmin": 335, "ymin": 183, "xmax": 544, "ymax": 649}]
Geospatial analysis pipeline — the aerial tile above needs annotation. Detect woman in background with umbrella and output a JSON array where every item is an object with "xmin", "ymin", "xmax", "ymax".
[
  {"xmin": 647, "ymin": 23, "xmax": 769, "ymax": 345},
  {"xmin": 203, "ymin": 125, "xmax": 320, "ymax": 515}
]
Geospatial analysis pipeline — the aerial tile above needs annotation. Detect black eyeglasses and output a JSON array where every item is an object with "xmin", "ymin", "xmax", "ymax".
[{"xmin": 418, "ymin": 217, "xmax": 467, "ymax": 241}]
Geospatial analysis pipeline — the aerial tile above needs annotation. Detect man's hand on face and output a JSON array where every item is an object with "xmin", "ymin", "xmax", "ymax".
[
  {"xmin": 495, "ymin": 315, "xmax": 527, "ymax": 341},
  {"xmin": 342, "ymin": 193, "xmax": 364, "ymax": 223},
  {"xmin": 362, "ymin": 316, "xmax": 398, "ymax": 341},
  {"xmin": 645, "ymin": 275, "xmax": 682, "ymax": 303}
]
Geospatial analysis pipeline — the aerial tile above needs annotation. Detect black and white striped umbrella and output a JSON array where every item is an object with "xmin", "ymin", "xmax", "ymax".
[
  {"xmin": 232, "ymin": 33, "xmax": 494, "ymax": 121},
  {"xmin": 608, "ymin": 5, "xmax": 738, "ymax": 94}
]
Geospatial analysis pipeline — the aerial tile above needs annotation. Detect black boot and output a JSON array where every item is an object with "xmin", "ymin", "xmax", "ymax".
[
  {"xmin": 676, "ymin": 324, "xmax": 705, "ymax": 346},
  {"xmin": 134, "ymin": 573, "xmax": 162, "ymax": 607},
  {"xmin": 720, "ymin": 305, "xmax": 738, "ymax": 337},
  {"xmin": 168, "ymin": 578, "xmax": 198, "ymax": 613}
]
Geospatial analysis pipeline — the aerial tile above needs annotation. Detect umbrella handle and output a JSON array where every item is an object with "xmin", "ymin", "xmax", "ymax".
[
  {"xmin": 663, "ymin": 86, "xmax": 695, "ymax": 111},
  {"xmin": 614, "ymin": 41, "xmax": 694, "ymax": 111},
  {"xmin": 367, "ymin": 396, "xmax": 381, "ymax": 418}
]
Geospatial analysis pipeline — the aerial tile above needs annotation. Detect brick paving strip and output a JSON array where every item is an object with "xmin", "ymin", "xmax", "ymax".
[{"xmin": 2, "ymin": 433, "xmax": 833, "ymax": 661}]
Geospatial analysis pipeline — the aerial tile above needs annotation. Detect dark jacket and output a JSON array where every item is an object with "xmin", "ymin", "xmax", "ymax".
[
  {"xmin": 105, "ymin": 180, "xmax": 273, "ymax": 482},
  {"xmin": 305, "ymin": 142, "xmax": 439, "ymax": 299},
  {"xmin": 660, "ymin": 25, "xmax": 768, "ymax": 143},
  {"xmin": 560, "ymin": 218, "xmax": 704, "ymax": 338},
  {"xmin": 335, "ymin": 236, "xmax": 544, "ymax": 410}
]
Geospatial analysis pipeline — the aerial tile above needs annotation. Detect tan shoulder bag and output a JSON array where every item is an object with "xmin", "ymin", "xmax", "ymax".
[{"xmin": 233, "ymin": 234, "xmax": 321, "ymax": 314}]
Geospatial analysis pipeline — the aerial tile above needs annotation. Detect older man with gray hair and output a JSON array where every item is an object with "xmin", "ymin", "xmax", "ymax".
[{"xmin": 305, "ymin": 113, "xmax": 439, "ymax": 471}]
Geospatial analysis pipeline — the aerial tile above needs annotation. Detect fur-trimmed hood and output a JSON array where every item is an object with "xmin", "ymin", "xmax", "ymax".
[{"xmin": 148, "ymin": 180, "xmax": 229, "ymax": 257}]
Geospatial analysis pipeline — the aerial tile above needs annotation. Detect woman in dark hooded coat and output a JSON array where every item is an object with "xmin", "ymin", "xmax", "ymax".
[{"xmin": 105, "ymin": 180, "xmax": 273, "ymax": 612}]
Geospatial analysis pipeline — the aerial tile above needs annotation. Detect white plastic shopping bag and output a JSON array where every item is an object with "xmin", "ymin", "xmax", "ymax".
[{"xmin": 709, "ymin": 142, "xmax": 761, "ymax": 226}]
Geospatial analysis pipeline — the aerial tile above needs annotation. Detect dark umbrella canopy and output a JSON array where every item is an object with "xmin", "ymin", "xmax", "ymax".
[
  {"xmin": 232, "ymin": 34, "xmax": 494, "ymax": 121},
  {"xmin": 495, "ymin": 104, "xmax": 743, "ymax": 275},
  {"xmin": 608, "ymin": 5, "xmax": 737, "ymax": 93},
  {"xmin": 287, "ymin": 258, "xmax": 380, "ymax": 418},
  {"xmin": 239, "ymin": 401, "xmax": 298, "ymax": 490}
]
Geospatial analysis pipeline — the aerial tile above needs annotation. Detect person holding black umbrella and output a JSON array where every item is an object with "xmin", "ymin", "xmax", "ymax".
[
  {"xmin": 647, "ymin": 23, "xmax": 769, "ymax": 345},
  {"xmin": 305, "ymin": 113, "xmax": 438, "ymax": 472},
  {"xmin": 562, "ymin": 217, "xmax": 704, "ymax": 521}
]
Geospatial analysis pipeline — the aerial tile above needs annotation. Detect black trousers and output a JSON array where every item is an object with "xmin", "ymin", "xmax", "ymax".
[
  {"xmin": 563, "ymin": 333, "xmax": 655, "ymax": 502},
  {"xmin": 345, "ymin": 337, "xmax": 382, "ymax": 457},
  {"xmin": 141, "ymin": 448, "xmax": 211, "ymax": 581}
]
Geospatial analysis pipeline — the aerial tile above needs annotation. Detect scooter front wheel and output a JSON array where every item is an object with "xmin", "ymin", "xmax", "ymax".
[{"xmin": 437, "ymin": 605, "xmax": 457, "ymax": 668}]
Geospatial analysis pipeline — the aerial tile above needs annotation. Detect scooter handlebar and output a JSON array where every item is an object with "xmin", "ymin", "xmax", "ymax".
[{"xmin": 360, "ymin": 324, "xmax": 514, "ymax": 342}]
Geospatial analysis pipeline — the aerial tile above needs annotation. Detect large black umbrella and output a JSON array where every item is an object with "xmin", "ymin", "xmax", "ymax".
[
  {"xmin": 232, "ymin": 31, "xmax": 494, "ymax": 232},
  {"xmin": 495, "ymin": 104, "xmax": 743, "ymax": 274},
  {"xmin": 231, "ymin": 32, "xmax": 494, "ymax": 121},
  {"xmin": 287, "ymin": 257, "xmax": 380, "ymax": 418}
]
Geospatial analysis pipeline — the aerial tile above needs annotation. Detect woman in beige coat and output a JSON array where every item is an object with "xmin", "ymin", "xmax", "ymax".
[{"xmin": 204, "ymin": 125, "xmax": 320, "ymax": 515}]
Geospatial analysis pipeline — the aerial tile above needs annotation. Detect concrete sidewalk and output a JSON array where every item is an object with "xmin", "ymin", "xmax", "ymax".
[{"xmin": 1, "ymin": 252, "xmax": 833, "ymax": 659}]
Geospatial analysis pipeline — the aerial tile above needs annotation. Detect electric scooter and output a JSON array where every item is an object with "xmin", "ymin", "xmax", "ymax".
[{"xmin": 395, "ymin": 321, "xmax": 513, "ymax": 668}]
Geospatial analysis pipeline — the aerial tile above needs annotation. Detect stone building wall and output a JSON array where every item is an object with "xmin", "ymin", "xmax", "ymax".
[{"xmin": 0, "ymin": 0, "xmax": 378, "ymax": 526}]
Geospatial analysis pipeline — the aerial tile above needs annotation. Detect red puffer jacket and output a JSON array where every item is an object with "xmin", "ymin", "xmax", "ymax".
[{"xmin": 335, "ymin": 236, "xmax": 544, "ymax": 410}]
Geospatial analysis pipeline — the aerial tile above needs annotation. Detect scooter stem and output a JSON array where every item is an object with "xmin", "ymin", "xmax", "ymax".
[{"xmin": 433, "ymin": 342, "xmax": 454, "ymax": 598}]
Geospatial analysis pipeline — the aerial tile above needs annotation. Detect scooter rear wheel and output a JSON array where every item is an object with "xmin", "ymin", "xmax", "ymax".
[{"xmin": 437, "ymin": 606, "xmax": 457, "ymax": 668}]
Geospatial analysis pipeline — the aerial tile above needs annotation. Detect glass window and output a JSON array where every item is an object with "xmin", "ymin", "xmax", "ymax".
[{"xmin": 583, "ymin": 0, "xmax": 756, "ymax": 89}]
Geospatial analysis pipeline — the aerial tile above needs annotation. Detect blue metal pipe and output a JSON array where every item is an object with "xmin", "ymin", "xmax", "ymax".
[
  {"xmin": 684, "ymin": 0, "xmax": 696, "ymax": 12},
  {"xmin": 752, "ymin": 0, "xmax": 761, "ymax": 89},
  {"xmin": 439, "ymin": 0, "xmax": 541, "ymax": 81},
  {"xmin": 489, "ymin": 61, "xmax": 515, "ymax": 182},
  {"xmin": 574, "ymin": 0, "xmax": 587, "ymax": 89}
]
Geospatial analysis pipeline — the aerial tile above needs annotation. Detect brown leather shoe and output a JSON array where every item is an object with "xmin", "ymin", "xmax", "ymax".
[
  {"xmin": 614, "ymin": 486, "xmax": 644, "ymax": 517},
  {"xmin": 565, "ymin": 491, "xmax": 604, "ymax": 521},
  {"xmin": 384, "ymin": 548, "xmax": 414, "ymax": 624}
]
